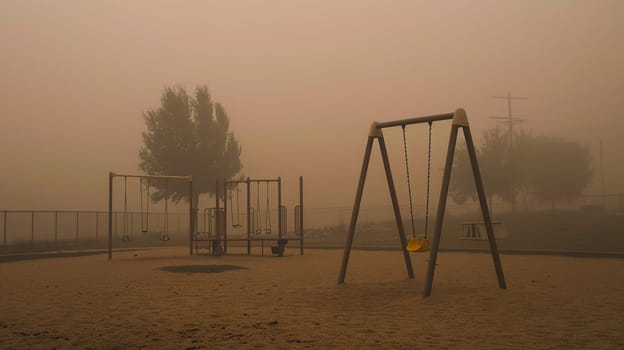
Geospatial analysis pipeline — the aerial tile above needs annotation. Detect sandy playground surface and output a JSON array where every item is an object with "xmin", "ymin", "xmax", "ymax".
[{"xmin": 1, "ymin": 247, "xmax": 623, "ymax": 349}]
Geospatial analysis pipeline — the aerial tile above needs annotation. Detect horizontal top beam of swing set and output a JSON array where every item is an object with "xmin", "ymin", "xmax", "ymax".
[
  {"xmin": 375, "ymin": 112, "xmax": 455, "ymax": 129},
  {"xmin": 225, "ymin": 178, "xmax": 281, "ymax": 184},
  {"xmin": 109, "ymin": 172, "xmax": 192, "ymax": 181}
]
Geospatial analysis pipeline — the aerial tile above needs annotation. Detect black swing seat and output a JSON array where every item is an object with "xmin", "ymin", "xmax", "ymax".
[{"xmin": 271, "ymin": 239, "xmax": 288, "ymax": 256}]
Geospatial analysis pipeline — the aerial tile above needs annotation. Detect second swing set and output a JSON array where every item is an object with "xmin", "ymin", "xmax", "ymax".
[
  {"xmin": 226, "ymin": 180, "xmax": 274, "ymax": 234},
  {"xmin": 194, "ymin": 177, "xmax": 304, "ymax": 257}
]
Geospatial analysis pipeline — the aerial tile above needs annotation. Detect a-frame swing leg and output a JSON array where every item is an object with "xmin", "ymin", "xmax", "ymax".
[
  {"xmin": 377, "ymin": 135, "xmax": 415, "ymax": 279},
  {"xmin": 424, "ymin": 124, "xmax": 460, "ymax": 297},
  {"xmin": 424, "ymin": 123, "xmax": 506, "ymax": 297},
  {"xmin": 338, "ymin": 134, "xmax": 415, "ymax": 284},
  {"xmin": 338, "ymin": 136, "xmax": 375, "ymax": 284},
  {"xmin": 463, "ymin": 126, "xmax": 507, "ymax": 290}
]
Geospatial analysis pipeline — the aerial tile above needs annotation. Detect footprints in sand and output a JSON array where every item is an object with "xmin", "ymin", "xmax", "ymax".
[
  {"xmin": 1, "ymin": 321, "xmax": 67, "ymax": 341},
  {"xmin": 12, "ymin": 329, "xmax": 70, "ymax": 342},
  {"xmin": 161, "ymin": 319, "xmax": 317, "ymax": 349},
  {"xmin": 251, "ymin": 320, "xmax": 278, "ymax": 329}
]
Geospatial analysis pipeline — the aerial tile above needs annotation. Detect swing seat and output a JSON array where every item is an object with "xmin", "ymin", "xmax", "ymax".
[{"xmin": 406, "ymin": 237, "xmax": 429, "ymax": 252}]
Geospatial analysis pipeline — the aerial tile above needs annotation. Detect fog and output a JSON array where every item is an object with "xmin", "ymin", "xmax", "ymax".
[{"xmin": 1, "ymin": 1, "xmax": 623, "ymax": 212}]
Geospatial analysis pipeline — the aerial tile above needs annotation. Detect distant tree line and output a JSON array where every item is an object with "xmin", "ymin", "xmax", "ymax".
[{"xmin": 450, "ymin": 128, "xmax": 593, "ymax": 210}]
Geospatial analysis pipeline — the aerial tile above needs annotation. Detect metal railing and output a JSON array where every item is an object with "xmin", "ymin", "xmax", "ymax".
[{"xmin": 1, "ymin": 210, "xmax": 189, "ymax": 249}]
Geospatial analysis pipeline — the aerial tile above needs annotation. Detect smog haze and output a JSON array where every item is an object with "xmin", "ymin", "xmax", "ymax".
[{"xmin": 1, "ymin": 1, "xmax": 623, "ymax": 210}]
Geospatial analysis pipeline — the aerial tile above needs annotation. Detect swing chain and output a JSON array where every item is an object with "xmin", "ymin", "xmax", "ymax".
[
  {"xmin": 122, "ymin": 177, "xmax": 131, "ymax": 241},
  {"xmin": 233, "ymin": 183, "xmax": 242, "ymax": 228},
  {"xmin": 255, "ymin": 182, "xmax": 262, "ymax": 234},
  {"xmin": 145, "ymin": 179, "xmax": 150, "ymax": 231},
  {"xmin": 265, "ymin": 181, "xmax": 272, "ymax": 234},
  {"xmin": 235, "ymin": 183, "xmax": 241, "ymax": 227},
  {"xmin": 140, "ymin": 178, "xmax": 150, "ymax": 232},
  {"xmin": 161, "ymin": 179, "xmax": 170, "ymax": 241},
  {"xmin": 424, "ymin": 121, "xmax": 432, "ymax": 239},
  {"xmin": 401, "ymin": 125, "xmax": 417, "ymax": 238}
]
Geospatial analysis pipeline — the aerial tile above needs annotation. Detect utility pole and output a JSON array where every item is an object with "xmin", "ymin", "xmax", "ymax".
[{"xmin": 490, "ymin": 91, "xmax": 528, "ymax": 212}]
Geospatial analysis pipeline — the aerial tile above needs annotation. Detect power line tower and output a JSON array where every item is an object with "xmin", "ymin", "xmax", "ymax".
[{"xmin": 489, "ymin": 91, "xmax": 528, "ymax": 212}]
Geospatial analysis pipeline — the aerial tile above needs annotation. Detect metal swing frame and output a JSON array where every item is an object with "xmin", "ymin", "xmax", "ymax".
[
  {"xmin": 108, "ymin": 172, "xmax": 194, "ymax": 260},
  {"xmin": 337, "ymin": 109, "xmax": 506, "ymax": 297},
  {"xmin": 224, "ymin": 177, "xmax": 283, "ymax": 254},
  {"xmin": 208, "ymin": 177, "xmax": 304, "ymax": 257}
]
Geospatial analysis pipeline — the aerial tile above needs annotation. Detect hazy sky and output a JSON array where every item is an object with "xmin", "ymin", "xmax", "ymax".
[{"xmin": 1, "ymin": 1, "xmax": 623, "ymax": 211}]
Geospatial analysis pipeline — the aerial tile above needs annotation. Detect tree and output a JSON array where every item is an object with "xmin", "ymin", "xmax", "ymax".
[
  {"xmin": 517, "ymin": 134, "xmax": 593, "ymax": 208},
  {"xmin": 450, "ymin": 128, "xmax": 514, "ymax": 205},
  {"xmin": 139, "ymin": 86, "xmax": 242, "ymax": 206},
  {"xmin": 450, "ymin": 127, "xmax": 593, "ymax": 209},
  {"xmin": 449, "ymin": 145, "xmax": 474, "ymax": 205}
]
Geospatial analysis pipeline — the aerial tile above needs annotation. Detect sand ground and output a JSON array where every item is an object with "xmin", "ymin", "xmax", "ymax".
[{"xmin": 1, "ymin": 247, "xmax": 623, "ymax": 349}]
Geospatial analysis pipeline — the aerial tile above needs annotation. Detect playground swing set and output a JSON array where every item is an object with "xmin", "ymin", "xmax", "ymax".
[
  {"xmin": 107, "ymin": 173, "xmax": 194, "ymax": 260},
  {"xmin": 105, "ymin": 108, "xmax": 504, "ymax": 297},
  {"xmin": 109, "ymin": 173, "xmax": 303, "ymax": 258},
  {"xmin": 192, "ymin": 177, "xmax": 304, "ymax": 257},
  {"xmin": 120, "ymin": 176, "xmax": 173, "ymax": 242},
  {"xmin": 338, "ymin": 108, "xmax": 507, "ymax": 297}
]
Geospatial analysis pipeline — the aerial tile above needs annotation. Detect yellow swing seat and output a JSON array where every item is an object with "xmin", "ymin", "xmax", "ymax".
[{"xmin": 406, "ymin": 237, "xmax": 429, "ymax": 252}]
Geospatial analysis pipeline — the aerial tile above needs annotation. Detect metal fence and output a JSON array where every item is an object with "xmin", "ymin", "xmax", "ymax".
[
  {"xmin": 1, "ymin": 210, "xmax": 189, "ymax": 248},
  {"xmin": 0, "ymin": 206, "xmax": 387, "ymax": 250},
  {"xmin": 4, "ymin": 197, "xmax": 610, "ymax": 252}
]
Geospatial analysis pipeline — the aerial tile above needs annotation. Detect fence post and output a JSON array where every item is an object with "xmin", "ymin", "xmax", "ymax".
[
  {"xmin": 300, "ymin": 176, "xmax": 304, "ymax": 256},
  {"xmin": 76, "ymin": 211, "xmax": 79, "ymax": 241},
  {"xmin": 54, "ymin": 211, "xmax": 58, "ymax": 247},
  {"xmin": 3, "ymin": 211, "xmax": 7, "ymax": 248},
  {"xmin": 31, "ymin": 210, "xmax": 35, "ymax": 246},
  {"xmin": 278, "ymin": 177, "xmax": 282, "ymax": 242},
  {"xmin": 95, "ymin": 212, "xmax": 99, "ymax": 241}
]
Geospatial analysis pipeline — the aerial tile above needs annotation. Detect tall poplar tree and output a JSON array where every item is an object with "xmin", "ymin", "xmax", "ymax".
[{"xmin": 139, "ymin": 86, "xmax": 242, "ymax": 206}]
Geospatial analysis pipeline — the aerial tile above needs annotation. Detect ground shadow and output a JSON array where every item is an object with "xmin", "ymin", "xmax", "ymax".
[{"xmin": 157, "ymin": 264, "xmax": 248, "ymax": 273}]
